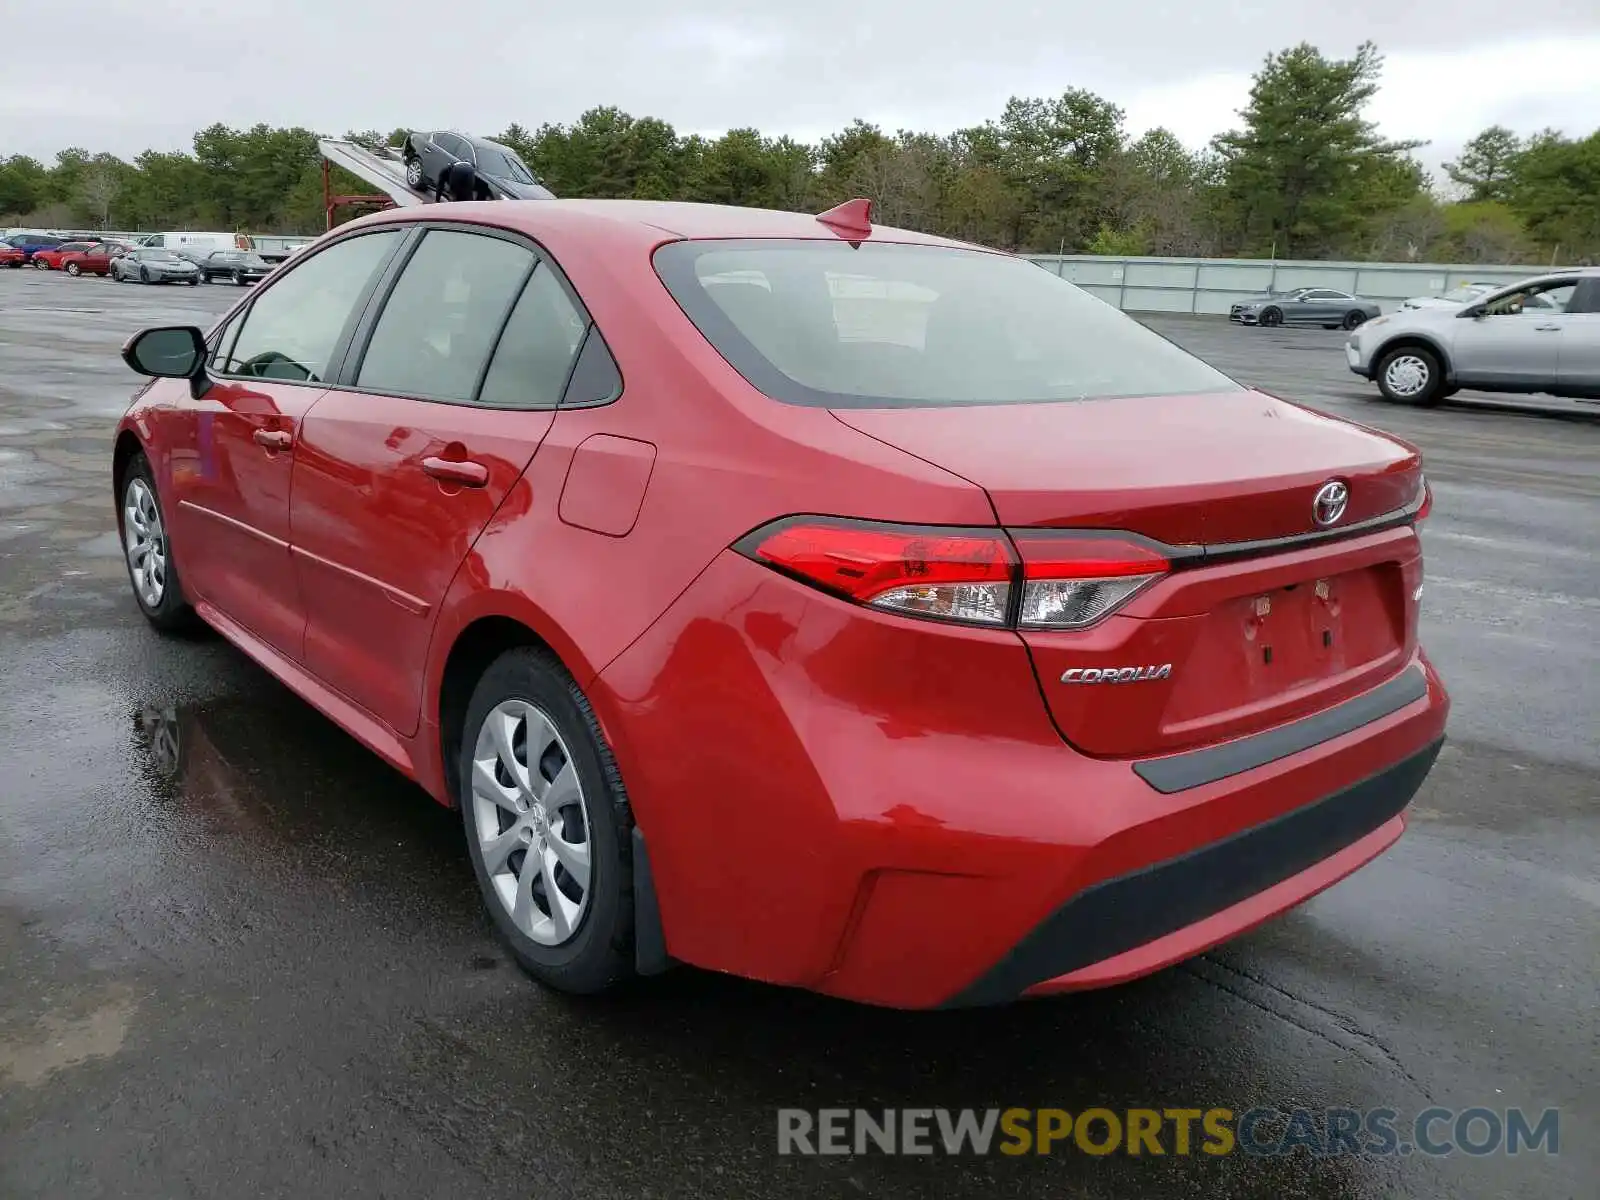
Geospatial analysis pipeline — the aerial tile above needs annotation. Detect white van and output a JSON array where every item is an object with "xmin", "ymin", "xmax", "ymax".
[{"xmin": 141, "ymin": 231, "xmax": 254, "ymax": 259}]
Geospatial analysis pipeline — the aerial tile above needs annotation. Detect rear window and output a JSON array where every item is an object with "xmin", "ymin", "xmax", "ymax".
[{"xmin": 653, "ymin": 239, "xmax": 1239, "ymax": 408}]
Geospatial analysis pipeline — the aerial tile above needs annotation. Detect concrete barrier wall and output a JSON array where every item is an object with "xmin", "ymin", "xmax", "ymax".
[{"xmin": 1024, "ymin": 254, "xmax": 1556, "ymax": 315}]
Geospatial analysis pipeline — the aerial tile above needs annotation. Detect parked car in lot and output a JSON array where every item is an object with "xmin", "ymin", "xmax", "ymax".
[
  {"xmin": 402, "ymin": 130, "xmax": 555, "ymax": 200},
  {"xmin": 57, "ymin": 244, "xmax": 126, "ymax": 276},
  {"xmin": 198, "ymin": 250, "xmax": 275, "ymax": 285},
  {"xmin": 111, "ymin": 247, "xmax": 200, "ymax": 285},
  {"xmin": 1399, "ymin": 282, "xmax": 1500, "ymax": 311},
  {"xmin": 1230, "ymin": 288, "xmax": 1382, "ymax": 329},
  {"xmin": 2, "ymin": 232, "xmax": 67, "ymax": 263},
  {"xmin": 30, "ymin": 240, "xmax": 102, "ymax": 270},
  {"xmin": 111, "ymin": 196, "xmax": 1449, "ymax": 1009},
  {"xmin": 0, "ymin": 243, "xmax": 24, "ymax": 268},
  {"xmin": 1349, "ymin": 268, "xmax": 1600, "ymax": 405}
]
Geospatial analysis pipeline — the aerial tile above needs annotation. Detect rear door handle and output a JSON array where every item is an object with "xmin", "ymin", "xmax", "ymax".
[
  {"xmin": 253, "ymin": 428, "xmax": 293, "ymax": 450},
  {"xmin": 422, "ymin": 456, "xmax": 489, "ymax": 487}
]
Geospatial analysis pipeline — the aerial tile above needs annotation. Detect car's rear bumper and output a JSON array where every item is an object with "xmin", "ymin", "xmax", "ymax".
[
  {"xmin": 956, "ymin": 736, "xmax": 1439, "ymax": 1004},
  {"xmin": 596, "ymin": 551, "xmax": 1450, "ymax": 1009}
]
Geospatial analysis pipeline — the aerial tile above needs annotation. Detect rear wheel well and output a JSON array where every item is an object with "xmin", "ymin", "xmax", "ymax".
[{"xmin": 437, "ymin": 616, "xmax": 548, "ymax": 806}]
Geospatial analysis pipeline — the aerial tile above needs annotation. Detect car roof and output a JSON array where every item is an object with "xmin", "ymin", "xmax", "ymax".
[{"xmin": 338, "ymin": 198, "xmax": 990, "ymax": 253}]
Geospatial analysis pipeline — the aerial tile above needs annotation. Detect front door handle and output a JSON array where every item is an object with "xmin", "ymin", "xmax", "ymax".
[
  {"xmin": 422, "ymin": 456, "xmax": 489, "ymax": 487},
  {"xmin": 253, "ymin": 428, "xmax": 293, "ymax": 450}
]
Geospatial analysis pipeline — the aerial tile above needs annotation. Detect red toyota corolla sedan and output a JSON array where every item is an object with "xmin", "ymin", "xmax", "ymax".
[{"xmin": 112, "ymin": 199, "xmax": 1449, "ymax": 1008}]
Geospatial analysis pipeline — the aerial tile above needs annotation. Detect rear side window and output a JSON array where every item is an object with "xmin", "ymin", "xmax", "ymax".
[
  {"xmin": 654, "ymin": 240, "xmax": 1242, "ymax": 408},
  {"xmin": 1568, "ymin": 278, "xmax": 1600, "ymax": 315},
  {"xmin": 356, "ymin": 229, "xmax": 534, "ymax": 403},
  {"xmin": 219, "ymin": 230, "xmax": 400, "ymax": 382},
  {"xmin": 477, "ymin": 264, "xmax": 589, "ymax": 409}
]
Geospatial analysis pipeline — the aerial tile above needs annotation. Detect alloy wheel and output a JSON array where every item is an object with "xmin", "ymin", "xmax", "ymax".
[
  {"xmin": 122, "ymin": 477, "xmax": 167, "ymax": 608},
  {"xmin": 469, "ymin": 699, "xmax": 593, "ymax": 946}
]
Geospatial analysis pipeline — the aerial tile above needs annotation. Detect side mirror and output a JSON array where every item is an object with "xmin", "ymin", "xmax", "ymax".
[{"xmin": 122, "ymin": 326, "xmax": 209, "ymax": 396}]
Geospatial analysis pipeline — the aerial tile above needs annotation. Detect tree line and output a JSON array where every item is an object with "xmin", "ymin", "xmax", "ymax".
[{"xmin": 2, "ymin": 42, "xmax": 1596, "ymax": 264}]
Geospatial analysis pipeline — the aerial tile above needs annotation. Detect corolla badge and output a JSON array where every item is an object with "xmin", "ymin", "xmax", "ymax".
[
  {"xmin": 1060, "ymin": 664, "xmax": 1173, "ymax": 684},
  {"xmin": 1313, "ymin": 480, "xmax": 1349, "ymax": 527}
]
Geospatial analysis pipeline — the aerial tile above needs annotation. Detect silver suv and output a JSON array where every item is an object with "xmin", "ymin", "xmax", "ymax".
[{"xmin": 1347, "ymin": 268, "xmax": 1600, "ymax": 406}]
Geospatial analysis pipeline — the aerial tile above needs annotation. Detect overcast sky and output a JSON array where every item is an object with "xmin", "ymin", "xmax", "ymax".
[{"xmin": 7, "ymin": 0, "xmax": 1599, "ymax": 177}]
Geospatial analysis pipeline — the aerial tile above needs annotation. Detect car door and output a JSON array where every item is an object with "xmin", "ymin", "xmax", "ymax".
[
  {"xmin": 166, "ymin": 228, "xmax": 405, "ymax": 658},
  {"xmin": 425, "ymin": 133, "xmax": 458, "ymax": 182},
  {"xmin": 1298, "ymin": 289, "xmax": 1336, "ymax": 323},
  {"xmin": 1554, "ymin": 278, "xmax": 1600, "ymax": 396},
  {"xmin": 1449, "ymin": 280, "xmax": 1575, "ymax": 390},
  {"xmin": 289, "ymin": 224, "xmax": 589, "ymax": 735},
  {"xmin": 1277, "ymin": 290, "xmax": 1311, "ymax": 324}
]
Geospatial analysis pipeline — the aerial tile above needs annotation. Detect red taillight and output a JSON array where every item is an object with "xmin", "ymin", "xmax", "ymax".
[
  {"xmin": 1415, "ymin": 473, "xmax": 1432, "ymax": 522},
  {"xmin": 740, "ymin": 519, "xmax": 1014, "ymax": 625},
  {"xmin": 735, "ymin": 519, "xmax": 1169, "ymax": 630}
]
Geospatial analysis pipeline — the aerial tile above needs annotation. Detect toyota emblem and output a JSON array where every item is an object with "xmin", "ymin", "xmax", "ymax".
[{"xmin": 1313, "ymin": 480, "xmax": 1349, "ymax": 527}]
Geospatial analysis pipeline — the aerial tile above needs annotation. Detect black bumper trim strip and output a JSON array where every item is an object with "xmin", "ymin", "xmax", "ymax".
[
  {"xmin": 944, "ymin": 738, "xmax": 1443, "ymax": 1007},
  {"xmin": 1133, "ymin": 666, "xmax": 1428, "ymax": 795}
]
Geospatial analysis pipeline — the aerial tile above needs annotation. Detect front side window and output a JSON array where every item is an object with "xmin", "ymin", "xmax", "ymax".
[
  {"xmin": 220, "ymin": 230, "xmax": 400, "ymax": 382},
  {"xmin": 355, "ymin": 229, "xmax": 534, "ymax": 402},
  {"xmin": 1484, "ymin": 281, "xmax": 1577, "ymax": 316},
  {"xmin": 654, "ymin": 240, "xmax": 1242, "ymax": 408}
]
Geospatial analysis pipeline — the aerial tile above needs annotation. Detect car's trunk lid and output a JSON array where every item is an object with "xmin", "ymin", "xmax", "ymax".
[
  {"xmin": 832, "ymin": 390, "xmax": 1420, "ymax": 542},
  {"xmin": 832, "ymin": 391, "xmax": 1426, "ymax": 758}
]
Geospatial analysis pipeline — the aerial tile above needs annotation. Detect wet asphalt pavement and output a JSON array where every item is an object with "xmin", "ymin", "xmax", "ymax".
[{"xmin": 1, "ymin": 268, "xmax": 1595, "ymax": 1199}]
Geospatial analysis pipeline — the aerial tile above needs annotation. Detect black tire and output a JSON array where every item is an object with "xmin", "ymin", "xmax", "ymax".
[
  {"xmin": 1343, "ymin": 310, "xmax": 1368, "ymax": 330},
  {"xmin": 117, "ymin": 452, "xmax": 197, "ymax": 633},
  {"xmin": 233, "ymin": 270, "xmax": 244, "ymax": 286},
  {"xmin": 187, "ymin": 277, "xmax": 198, "ymax": 286},
  {"xmin": 139, "ymin": 266, "xmax": 150, "ymax": 284},
  {"xmin": 459, "ymin": 647, "xmax": 635, "ymax": 994},
  {"xmin": 1375, "ymin": 344, "xmax": 1444, "ymax": 407},
  {"xmin": 1259, "ymin": 306, "xmax": 1282, "ymax": 327}
]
